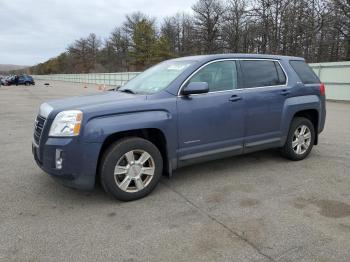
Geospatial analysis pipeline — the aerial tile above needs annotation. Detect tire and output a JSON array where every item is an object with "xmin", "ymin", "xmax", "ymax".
[
  {"xmin": 100, "ymin": 137, "xmax": 163, "ymax": 201},
  {"xmin": 281, "ymin": 117, "xmax": 315, "ymax": 161}
]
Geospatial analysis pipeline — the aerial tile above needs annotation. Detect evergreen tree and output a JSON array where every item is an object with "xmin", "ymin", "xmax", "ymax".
[{"xmin": 129, "ymin": 19, "xmax": 157, "ymax": 69}]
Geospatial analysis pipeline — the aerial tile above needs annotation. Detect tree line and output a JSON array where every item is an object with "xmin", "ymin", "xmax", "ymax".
[{"xmin": 29, "ymin": 0, "xmax": 350, "ymax": 74}]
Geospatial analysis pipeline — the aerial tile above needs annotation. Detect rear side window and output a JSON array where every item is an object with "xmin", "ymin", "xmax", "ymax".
[
  {"xmin": 241, "ymin": 60, "xmax": 286, "ymax": 88},
  {"xmin": 290, "ymin": 60, "xmax": 320, "ymax": 84}
]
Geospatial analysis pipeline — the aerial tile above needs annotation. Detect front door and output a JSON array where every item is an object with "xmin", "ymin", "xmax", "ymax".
[{"xmin": 177, "ymin": 60, "xmax": 244, "ymax": 165}]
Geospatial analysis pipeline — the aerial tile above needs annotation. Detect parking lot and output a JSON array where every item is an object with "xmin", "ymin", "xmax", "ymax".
[{"xmin": 0, "ymin": 80, "xmax": 350, "ymax": 262}]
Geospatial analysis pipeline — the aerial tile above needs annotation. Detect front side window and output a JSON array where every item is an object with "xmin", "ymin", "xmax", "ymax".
[
  {"xmin": 187, "ymin": 61, "xmax": 238, "ymax": 92},
  {"xmin": 119, "ymin": 60, "xmax": 195, "ymax": 94},
  {"xmin": 241, "ymin": 60, "xmax": 286, "ymax": 88}
]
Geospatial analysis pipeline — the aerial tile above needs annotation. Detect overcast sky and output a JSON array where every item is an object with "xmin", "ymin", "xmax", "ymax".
[{"xmin": 0, "ymin": 0, "xmax": 196, "ymax": 66}]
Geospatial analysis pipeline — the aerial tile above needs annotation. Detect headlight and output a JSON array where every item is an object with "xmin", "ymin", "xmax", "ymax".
[{"xmin": 49, "ymin": 110, "xmax": 83, "ymax": 137}]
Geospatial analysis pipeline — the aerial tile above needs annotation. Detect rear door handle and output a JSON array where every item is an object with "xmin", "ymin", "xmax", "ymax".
[
  {"xmin": 229, "ymin": 95, "xmax": 242, "ymax": 102},
  {"xmin": 280, "ymin": 89, "xmax": 290, "ymax": 96}
]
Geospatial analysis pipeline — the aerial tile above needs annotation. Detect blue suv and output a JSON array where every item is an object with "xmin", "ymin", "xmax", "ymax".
[
  {"xmin": 32, "ymin": 54, "xmax": 326, "ymax": 201},
  {"xmin": 18, "ymin": 75, "xmax": 35, "ymax": 85}
]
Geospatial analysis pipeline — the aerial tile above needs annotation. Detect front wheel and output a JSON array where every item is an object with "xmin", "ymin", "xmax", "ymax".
[
  {"xmin": 100, "ymin": 137, "xmax": 163, "ymax": 201},
  {"xmin": 281, "ymin": 117, "xmax": 315, "ymax": 161}
]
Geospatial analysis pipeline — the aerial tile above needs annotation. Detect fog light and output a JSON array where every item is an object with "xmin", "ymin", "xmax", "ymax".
[{"xmin": 55, "ymin": 149, "xmax": 63, "ymax": 169}]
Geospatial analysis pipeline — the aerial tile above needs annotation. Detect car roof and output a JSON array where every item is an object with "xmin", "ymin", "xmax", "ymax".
[{"xmin": 171, "ymin": 53, "xmax": 304, "ymax": 63}]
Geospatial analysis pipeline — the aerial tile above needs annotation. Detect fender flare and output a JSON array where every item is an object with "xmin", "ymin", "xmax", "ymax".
[
  {"xmin": 281, "ymin": 95, "xmax": 321, "ymax": 145},
  {"xmin": 82, "ymin": 110, "xmax": 177, "ymax": 174}
]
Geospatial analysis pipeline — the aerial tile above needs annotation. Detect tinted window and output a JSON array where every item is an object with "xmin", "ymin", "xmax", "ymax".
[
  {"xmin": 275, "ymin": 62, "xmax": 286, "ymax": 84},
  {"xmin": 188, "ymin": 61, "xmax": 237, "ymax": 92},
  {"xmin": 241, "ymin": 60, "xmax": 286, "ymax": 88},
  {"xmin": 290, "ymin": 60, "xmax": 320, "ymax": 84}
]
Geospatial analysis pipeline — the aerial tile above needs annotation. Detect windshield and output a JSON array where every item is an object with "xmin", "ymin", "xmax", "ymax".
[{"xmin": 119, "ymin": 60, "xmax": 195, "ymax": 94}]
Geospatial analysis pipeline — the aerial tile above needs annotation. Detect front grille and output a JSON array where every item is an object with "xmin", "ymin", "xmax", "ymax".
[{"xmin": 34, "ymin": 115, "xmax": 46, "ymax": 145}]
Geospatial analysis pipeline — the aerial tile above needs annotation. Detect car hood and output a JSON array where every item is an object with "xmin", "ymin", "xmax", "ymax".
[{"xmin": 39, "ymin": 91, "xmax": 146, "ymax": 118}]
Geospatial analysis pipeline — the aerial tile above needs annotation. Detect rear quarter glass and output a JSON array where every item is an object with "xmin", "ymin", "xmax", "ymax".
[{"xmin": 289, "ymin": 60, "xmax": 320, "ymax": 84}]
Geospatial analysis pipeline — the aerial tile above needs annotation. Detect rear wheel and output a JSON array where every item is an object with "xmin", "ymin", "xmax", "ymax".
[
  {"xmin": 281, "ymin": 117, "xmax": 315, "ymax": 161},
  {"xmin": 100, "ymin": 137, "xmax": 163, "ymax": 201}
]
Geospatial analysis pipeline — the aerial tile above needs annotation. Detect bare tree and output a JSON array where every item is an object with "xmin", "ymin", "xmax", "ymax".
[
  {"xmin": 192, "ymin": 0, "xmax": 225, "ymax": 53},
  {"xmin": 108, "ymin": 27, "xmax": 129, "ymax": 70},
  {"xmin": 333, "ymin": 0, "xmax": 350, "ymax": 60},
  {"xmin": 86, "ymin": 33, "xmax": 101, "ymax": 70},
  {"xmin": 161, "ymin": 16, "xmax": 180, "ymax": 54},
  {"xmin": 222, "ymin": 0, "xmax": 246, "ymax": 52},
  {"xmin": 161, "ymin": 13, "xmax": 197, "ymax": 56}
]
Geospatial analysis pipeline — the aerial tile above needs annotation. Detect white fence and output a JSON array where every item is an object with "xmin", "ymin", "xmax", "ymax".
[
  {"xmin": 33, "ymin": 61, "xmax": 350, "ymax": 101},
  {"xmin": 33, "ymin": 72, "xmax": 140, "ymax": 87},
  {"xmin": 310, "ymin": 61, "xmax": 350, "ymax": 101}
]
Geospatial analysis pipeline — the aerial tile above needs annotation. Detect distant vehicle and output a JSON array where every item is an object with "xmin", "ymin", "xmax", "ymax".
[
  {"xmin": 32, "ymin": 54, "xmax": 326, "ymax": 201},
  {"xmin": 4, "ymin": 74, "xmax": 35, "ymax": 86},
  {"xmin": 17, "ymin": 75, "xmax": 35, "ymax": 85},
  {"xmin": 7, "ymin": 76, "xmax": 17, "ymax": 85},
  {"xmin": 1, "ymin": 76, "xmax": 14, "ymax": 86}
]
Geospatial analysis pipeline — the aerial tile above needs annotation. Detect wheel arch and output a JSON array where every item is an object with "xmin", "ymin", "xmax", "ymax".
[
  {"xmin": 282, "ymin": 96, "xmax": 321, "ymax": 146},
  {"xmin": 292, "ymin": 109, "xmax": 319, "ymax": 145},
  {"xmin": 96, "ymin": 128, "xmax": 170, "ymax": 181}
]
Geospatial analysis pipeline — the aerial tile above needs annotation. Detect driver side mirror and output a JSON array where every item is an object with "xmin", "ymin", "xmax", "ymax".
[{"xmin": 182, "ymin": 82, "xmax": 209, "ymax": 96}]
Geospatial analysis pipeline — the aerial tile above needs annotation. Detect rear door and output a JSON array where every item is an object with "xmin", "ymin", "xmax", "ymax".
[{"xmin": 239, "ymin": 60, "xmax": 289, "ymax": 152}]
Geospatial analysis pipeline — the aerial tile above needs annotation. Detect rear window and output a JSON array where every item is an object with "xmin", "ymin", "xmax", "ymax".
[
  {"xmin": 241, "ymin": 60, "xmax": 286, "ymax": 88},
  {"xmin": 290, "ymin": 60, "xmax": 320, "ymax": 84}
]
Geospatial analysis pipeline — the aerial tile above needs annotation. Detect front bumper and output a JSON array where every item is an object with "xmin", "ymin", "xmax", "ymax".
[{"xmin": 32, "ymin": 137, "xmax": 102, "ymax": 190}]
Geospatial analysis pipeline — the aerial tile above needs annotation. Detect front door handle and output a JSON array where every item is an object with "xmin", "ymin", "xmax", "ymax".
[
  {"xmin": 229, "ymin": 95, "xmax": 242, "ymax": 102},
  {"xmin": 280, "ymin": 89, "xmax": 290, "ymax": 96}
]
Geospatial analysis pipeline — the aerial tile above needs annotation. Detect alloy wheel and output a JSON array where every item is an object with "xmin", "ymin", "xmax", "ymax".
[
  {"xmin": 114, "ymin": 149, "xmax": 155, "ymax": 193},
  {"xmin": 292, "ymin": 124, "xmax": 311, "ymax": 155}
]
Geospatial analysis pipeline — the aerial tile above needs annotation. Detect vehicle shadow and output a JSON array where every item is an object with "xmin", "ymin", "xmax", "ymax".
[
  {"xmin": 166, "ymin": 149, "xmax": 285, "ymax": 184},
  {"xmin": 35, "ymin": 149, "xmax": 285, "ymax": 204}
]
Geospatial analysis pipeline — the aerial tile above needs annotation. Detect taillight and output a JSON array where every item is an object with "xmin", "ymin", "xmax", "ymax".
[{"xmin": 320, "ymin": 83, "xmax": 326, "ymax": 96}]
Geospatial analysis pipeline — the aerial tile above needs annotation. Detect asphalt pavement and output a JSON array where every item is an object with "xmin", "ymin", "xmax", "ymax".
[{"xmin": 1, "ymin": 81, "xmax": 350, "ymax": 262}]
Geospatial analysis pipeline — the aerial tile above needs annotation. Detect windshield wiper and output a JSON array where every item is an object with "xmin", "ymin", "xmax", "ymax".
[{"xmin": 119, "ymin": 88, "xmax": 136, "ymax": 94}]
